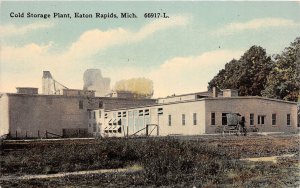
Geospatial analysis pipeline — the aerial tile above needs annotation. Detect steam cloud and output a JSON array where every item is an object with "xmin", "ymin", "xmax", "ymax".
[
  {"xmin": 114, "ymin": 78, "xmax": 154, "ymax": 98},
  {"xmin": 83, "ymin": 69, "xmax": 111, "ymax": 97}
]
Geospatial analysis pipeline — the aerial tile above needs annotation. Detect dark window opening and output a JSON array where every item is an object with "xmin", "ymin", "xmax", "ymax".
[
  {"xmin": 79, "ymin": 100, "xmax": 83, "ymax": 109},
  {"xmin": 118, "ymin": 127, "xmax": 122, "ymax": 133},
  {"xmin": 158, "ymin": 108, "xmax": 163, "ymax": 115},
  {"xmin": 222, "ymin": 113, "xmax": 227, "ymax": 125},
  {"xmin": 287, "ymin": 114, "xmax": 291, "ymax": 126},
  {"xmin": 99, "ymin": 101, "xmax": 103, "ymax": 108},
  {"xmin": 211, "ymin": 112, "xmax": 215, "ymax": 125},
  {"xmin": 168, "ymin": 115, "xmax": 171, "ymax": 126},
  {"xmin": 139, "ymin": 110, "xmax": 143, "ymax": 116},
  {"xmin": 272, "ymin": 114, "xmax": 276, "ymax": 125},
  {"xmin": 145, "ymin": 109, "xmax": 150, "ymax": 116},
  {"xmin": 193, "ymin": 113, "xmax": 197, "ymax": 125},
  {"xmin": 250, "ymin": 113, "xmax": 254, "ymax": 126}
]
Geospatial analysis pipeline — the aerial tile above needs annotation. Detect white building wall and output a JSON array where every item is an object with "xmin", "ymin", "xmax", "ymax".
[
  {"xmin": 0, "ymin": 94, "xmax": 10, "ymax": 137},
  {"xmin": 88, "ymin": 109, "xmax": 104, "ymax": 137},
  {"xmin": 205, "ymin": 97, "xmax": 297, "ymax": 134},
  {"xmin": 103, "ymin": 100, "xmax": 206, "ymax": 137},
  {"xmin": 156, "ymin": 101, "xmax": 206, "ymax": 136}
]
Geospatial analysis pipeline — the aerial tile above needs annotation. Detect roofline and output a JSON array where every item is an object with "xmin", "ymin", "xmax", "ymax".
[
  {"xmin": 103, "ymin": 95, "xmax": 297, "ymax": 112},
  {"xmin": 1, "ymin": 92, "xmax": 157, "ymax": 101},
  {"xmin": 157, "ymin": 91, "xmax": 212, "ymax": 99},
  {"xmin": 205, "ymin": 96, "xmax": 297, "ymax": 104}
]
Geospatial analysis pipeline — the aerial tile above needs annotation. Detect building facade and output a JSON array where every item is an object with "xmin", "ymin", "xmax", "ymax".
[
  {"xmin": 88, "ymin": 93, "xmax": 298, "ymax": 137},
  {"xmin": 0, "ymin": 89, "xmax": 156, "ymax": 138}
]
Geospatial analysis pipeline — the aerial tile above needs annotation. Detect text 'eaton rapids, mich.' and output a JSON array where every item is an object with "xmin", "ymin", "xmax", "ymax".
[{"xmin": 9, "ymin": 12, "xmax": 170, "ymax": 19}]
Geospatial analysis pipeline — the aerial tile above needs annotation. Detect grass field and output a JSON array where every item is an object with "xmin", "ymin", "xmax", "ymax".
[{"xmin": 0, "ymin": 134, "xmax": 299, "ymax": 187}]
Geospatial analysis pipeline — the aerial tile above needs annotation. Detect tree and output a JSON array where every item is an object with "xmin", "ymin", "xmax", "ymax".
[
  {"xmin": 262, "ymin": 37, "xmax": 300, "ymax": 102},
  {"xmin": 208, "ymin": 46, "xmax": 274, "ymax": 96}
]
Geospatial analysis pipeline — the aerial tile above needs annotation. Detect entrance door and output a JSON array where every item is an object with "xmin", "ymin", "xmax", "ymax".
[{"xmin": 258, "ymin": 115, "xmax": 266, "ymax": 131}]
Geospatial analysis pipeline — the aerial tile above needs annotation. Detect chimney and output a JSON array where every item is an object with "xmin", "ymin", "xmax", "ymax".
[
  {"xmin": 222, "ymin": 89, "xmax": 239, "ymax": 97},
  {"xmin": 212, "ymin": 87, "xmax": 217, "ymax": 98}
]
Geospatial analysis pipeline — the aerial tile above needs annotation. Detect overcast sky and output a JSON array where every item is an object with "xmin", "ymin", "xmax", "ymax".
[{"xmin": 1, "ymin": 1, "xmax": 299, "ymax": 97}]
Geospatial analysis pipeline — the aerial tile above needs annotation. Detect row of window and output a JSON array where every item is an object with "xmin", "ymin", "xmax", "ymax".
[
  {"xmin": 105, "ymin": 108, "xmax": 164, "ymax": 119},
  {"xmin": 211, "ymin": 113, "xmax": 291, "ymax": 126},
  {"xmin": 168, "ymin": 113, "xmax": 198, "ymax": 126}
]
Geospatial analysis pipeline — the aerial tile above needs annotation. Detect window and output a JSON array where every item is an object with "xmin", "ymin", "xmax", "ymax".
[
  {"xmin": 193, "ymin": 113, "xmax": 197, "ymax": 125},
  {"xmin": 139, "ymin": 110, "xmax": 143, "ymax": 116},
  {"xmin": 145, "ymin": 109, "xmax": 150, "ymax": 116},
  {"xmin": 99, "ymin": 101, "xmax": 103, "ymax": 108},
  {"xmin": 272, "ymin": 114, "xmax": 276, "ymax": 125},
  {"xmin": 93, "ymin": 111, "xmax": 96, "ymax": 119},
  {"xmin": 104, "ymin": 113, "xmax": 108, "ymax": 119},
  {"xmin": 122, "ymin": 111, "xmax": 126, "ymax": 117},
  {"xmin": 222, "ymin": 113, "xmax": 227, "ymax": 125},
  {"xmin": 93, "ymin": 123, "xmax": 97, "ymax": 132},
  {"xmin": 211, "ymin": 112, "xmax": 215, "ymax": 125},
  {"xmin": 99, "ymin": 111, "xmax": 101, "ymax": 118},
  {"xmin": 89, "ymin": 111, "xmax": 92, "ymax": 119},
  {"xmin": 258, "ymin": 115, "xmax": 265, "ymax": 125},
  {"xmin": 250, "ymin": 113, "xmax": 254, "ymax": 126},
  {"xmin": 158, "ymin": 108, "xmax": 163, "ymax": 115},
  {"xmin": 118, "ymin": 112, "xmax": 122, "ymax": 118},
  {"xmin": 168, "ymin": 115, "xmax": 172, "ymax": 126},
  {"xmin": 182, "ymin": 114, "xmax": 186, "ymax": 126},
  {"xmin": 79, "ymin": 100, "xmax": 83, "ymax": 109},
  {"xmin": 287, "ymin": 114, "xmax": 291, "ymax": 126}
]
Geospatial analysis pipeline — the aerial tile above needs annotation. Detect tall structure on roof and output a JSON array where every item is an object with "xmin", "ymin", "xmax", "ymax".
[{"xmin": 42, "ymin": 71, "xmax": 68, "ymax": 95}]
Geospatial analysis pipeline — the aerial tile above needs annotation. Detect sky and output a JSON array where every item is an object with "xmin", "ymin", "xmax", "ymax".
[{"xmin": 0, "ymin": 1, "xmax": 300, "ymax": 97}]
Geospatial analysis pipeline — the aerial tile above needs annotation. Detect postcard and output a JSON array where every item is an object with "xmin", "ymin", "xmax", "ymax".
[{"xmin": 0, "ymin": 1, "xmax": 299, "ymax": 187}]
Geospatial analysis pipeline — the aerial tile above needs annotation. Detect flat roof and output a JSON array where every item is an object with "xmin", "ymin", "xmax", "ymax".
[
  {"xmin": 157, "ymin": 91, "xmax": 212, "ymax": 99},
  {"xmin": 103, "ymin": 96, "xmax": 297, "ymax": 112},
  {"xmin": 1, "ymin": 92, "xmax": 157, "ymax": 102}
]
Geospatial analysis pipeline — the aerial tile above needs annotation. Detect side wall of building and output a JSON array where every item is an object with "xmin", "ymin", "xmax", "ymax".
[
  {"xmin": 157, "ymin": 101, "xmax": 206, "ymax": 136},
  {"xmin": 8, "ymin": 95, "xmax": 89, "ymax": 138},
  {"xmin": 205, "ymin": 98, "xmax": 297, "ymax": 134},
  {"xmin": 0, "ymin": 94, "xmax": 10, "ymax": 137},
  {"xmin": 103, "ymin": 100, "xmax": 206, "ymax": 137}
]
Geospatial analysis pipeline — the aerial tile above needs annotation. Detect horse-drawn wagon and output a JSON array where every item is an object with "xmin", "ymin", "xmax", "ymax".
[{"xmin": 215, "ymin": 113, "xmax": 247, "ymax": 136}]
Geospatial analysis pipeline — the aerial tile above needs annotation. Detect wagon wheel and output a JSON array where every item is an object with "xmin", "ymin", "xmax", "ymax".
[
  {"xmin": 236, "ymin": 124, "xmax": 241, "ymax": 136},
  {"xmin": 243, "ymin": 127, "xmax": 247, "ymax": 136}
]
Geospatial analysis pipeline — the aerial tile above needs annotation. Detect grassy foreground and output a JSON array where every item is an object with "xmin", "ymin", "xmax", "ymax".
[{"xmin": 0, "ymin": 134, "xmax": 299, "ymax": 187}]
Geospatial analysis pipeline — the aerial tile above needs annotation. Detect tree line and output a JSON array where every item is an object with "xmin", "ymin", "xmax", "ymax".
[{"xmin": 208, "ymin": 37, "xmax": 300, "ymax": 102}]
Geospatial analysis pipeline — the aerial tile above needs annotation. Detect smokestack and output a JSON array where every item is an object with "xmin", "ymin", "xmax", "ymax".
[{"xmin": 212, "ymin": 87, "xmax": 217, "ymax": 98}]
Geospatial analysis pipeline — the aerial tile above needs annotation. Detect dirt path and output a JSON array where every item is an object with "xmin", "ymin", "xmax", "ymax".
[
  {"xmin": 0, "ymin": 165, "xmax": 143, "ymax": 181},
  {"xmin": 240, "ymin": 154, "xmax": 296, "ymax": 163}
]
